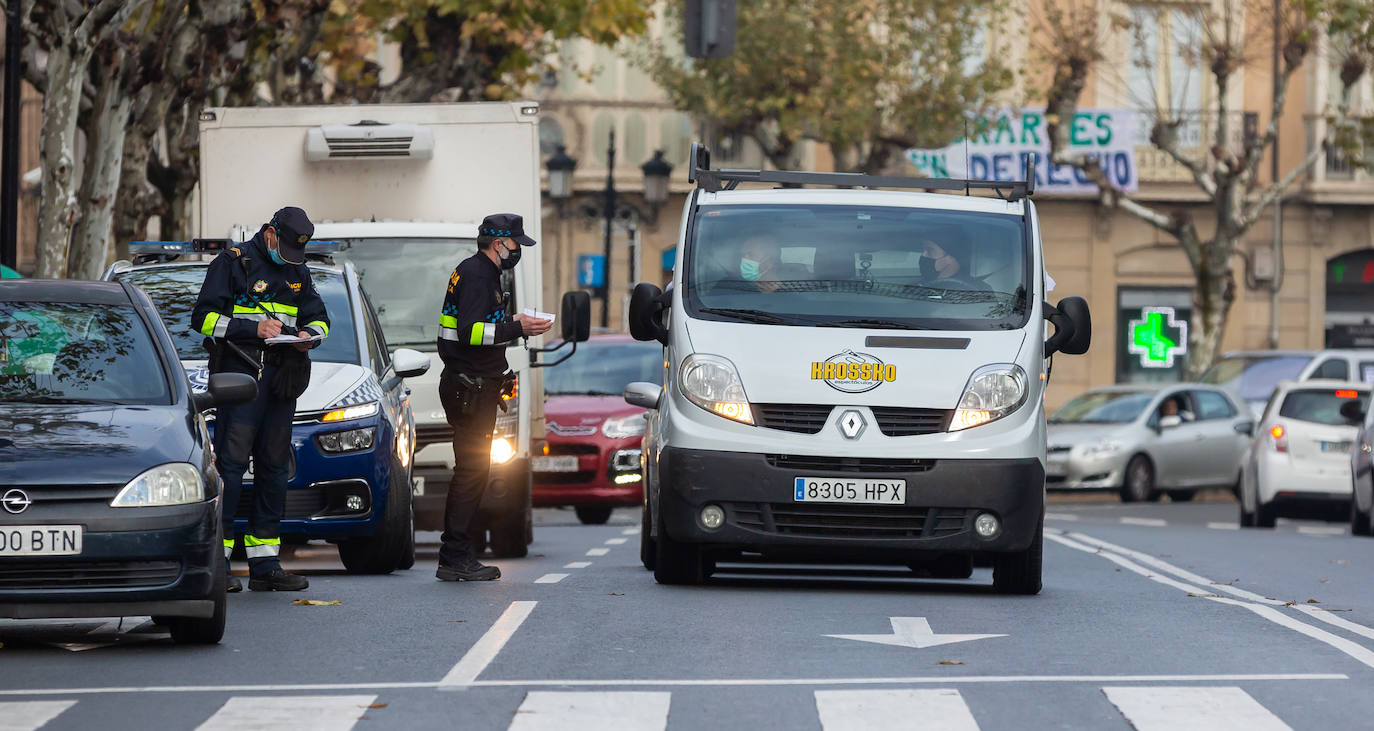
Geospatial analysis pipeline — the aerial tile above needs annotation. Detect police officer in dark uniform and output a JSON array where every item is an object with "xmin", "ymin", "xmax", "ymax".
[
  {"xmin": 192, "ymin": 207, "xmax": 330, "ymax": 592},
  {"xmin": 435, "ymin": 213, "xmax": 550, "ymax": 581}
]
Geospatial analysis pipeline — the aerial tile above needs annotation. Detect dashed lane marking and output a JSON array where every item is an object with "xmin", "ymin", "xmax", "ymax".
[
  {"xmin": 586, "ymin": 548, "xmax": 610, "ymax": 557},
  {"xmin": 196, "ymin": 695, "xmax": 377, "ymax": 731},
  {"xmin": 605, "ymin": 538, "xmax": 628, "ymax": 545},
  {"xmin": 0, "ymin": 701, "xmax": 76, "ymax": 731},
  {"xmin": 1044, "ymin": 512, "xmax": 1079, "ymax": 521},
  {"xmin": 439, "ymin": 601, "xmax": 538, "ymax": 690},
  {"xmin": 1119, "ymin": 517, "xmax": 1168, "ymax": 527},
  {"xmin": 508, "ymin": 692, "xmax": 671, "ymax": 731},
  {"xmin": 1296, "ymin": 526, "xmax": 1345, "ymax": 536},
  {"xmin": 535, "ymin": 574, "xmax": 569, "ymax": 584},
  {"xmin": 1207, "ymin": 522, "xmax": 1240, "ymax": 530},
  {"xmin": 622, "ymin": 527, "xmax": 641, "ymax": 536},
  {"xmin": 1103, "ymin": 686, "xmax": 1291, "ymax": 731},
  {"xmin": 815, "ymin": 689, "xmax": 978, "ymax": 731},
  {"xmin": 564, "ymin": 562, "xmax": 592, "ymax": 569}
]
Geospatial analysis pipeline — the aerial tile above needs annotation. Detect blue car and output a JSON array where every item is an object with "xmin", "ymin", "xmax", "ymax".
[
  {"xmin": 1, "ymin": 279, "xmax": 257, "ymax": 643},
  {"xmin": 105, "ymin": 242, "xmax": 430, "ymax": 574}
]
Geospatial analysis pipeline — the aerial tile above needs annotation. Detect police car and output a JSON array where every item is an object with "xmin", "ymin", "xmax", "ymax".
[{"xmin": 104, "ymin": 240, "xmax": 430, "ymax": 574}]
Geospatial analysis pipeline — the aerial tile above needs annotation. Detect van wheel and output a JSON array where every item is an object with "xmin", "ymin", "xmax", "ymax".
[
  {"xmin": 339, "ymin": 472, "xmax": 411, "ymax": 574},
  {"xmin": 575, "ymin": 505, "xmax": 614, "ymax": 525},
  {"xmin": 1166, "ymin": 490, "xmax": 1195, "ymax": 502},
  {"xmin": 640, "ymin": 499, "xmax": 657, "ymax": 570},
  {"xmin": 654, "ymin": 510, "xmax": 708, "ymax": 585},
  {"xmin": 1120, "ymin": 456, "xmax": 1157, "ymax": 503},
  {"xmin": 490, "ymin": 502, "xmax": 531, "ymax": 558},
  {"xmin": 992, "ymin": 517, "xmax": 1042, "ymax": 595},
  {"xmin": 1352, "ymin": 498, "xmax": 1373, "ymax": 536},
  {"xmin": 166, "ymin": 542, "xmax": 227, "ymax": 645}
]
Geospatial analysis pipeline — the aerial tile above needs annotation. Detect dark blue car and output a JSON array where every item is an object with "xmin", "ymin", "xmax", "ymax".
[{"xmin": 0, "ymin": 279, "xmax": 257, "ymax": 644}]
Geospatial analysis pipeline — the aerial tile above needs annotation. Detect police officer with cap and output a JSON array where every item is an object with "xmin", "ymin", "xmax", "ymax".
[
  {"xmin": 435, "ymin": 213, "xmax": 550, "ymax": 581},
  {"xmin": 192, "ymin": 206, "xmax": 330, "ymax": 592}
]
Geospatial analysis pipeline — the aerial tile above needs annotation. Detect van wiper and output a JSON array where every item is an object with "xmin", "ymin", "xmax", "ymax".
[
  {"xmin": 698, "ymin": 307, "xmax": 800, "ymax": 326},
  {"xmin": 819, "ymin": 318, "xmax": 922, "ymax": 330}
]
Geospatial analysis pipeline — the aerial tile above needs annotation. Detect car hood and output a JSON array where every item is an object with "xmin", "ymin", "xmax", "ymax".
[
  {"xmin": 545, "ymin": 394, "xmax": 644, "ymax": 432},
  {"xmin": 0, "ymin": 405, "xmax": 195, "ymax": 486},
  {"xmin": 1046, "ymin": 422, "xmax": 1133, "ymax": 448},
  {"xmin": 683, "ymin": 319, "xmax": 1027, "ymax": 407},
  {"xmin": 183, "ymin": 359, "xmax": 379, "ymax": 413}
]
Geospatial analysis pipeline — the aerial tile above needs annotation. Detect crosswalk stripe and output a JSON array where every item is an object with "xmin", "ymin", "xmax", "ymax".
[
  {"xmin": 507, "ymin": 691, "xmax": 671, "ymax": 731},
  {"xmin": 195, "ymin": 695, "xmax": 377, "ymax": 731},
  {"xmin": 0, "ymin": 701, "xmax": 77, "ymax": 731},
  {"xmin": 815, "ymin": 689, "xmax": 979, "ymax": 731},
  {"xmin": 1103, "ymin": 687, "xmax": 1291, "ymax": 730}
]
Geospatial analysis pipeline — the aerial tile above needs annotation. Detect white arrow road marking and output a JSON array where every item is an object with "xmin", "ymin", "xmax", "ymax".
[
  {"xmin": 196, "ymin": 695, "xmax": 377, "ymax": 731},
  {"xmin": 826, "ymin": 617, "xmax": 1006, "ymax": 649},
  {"xmin": 508, "ymin": 692, "xmax": 670, "ymax": 731},
  {"xmin": 815, "ymin": 689, "xmax": 979, "ymax": 731},
  {"xmin": 0, "ymin": 700, "xmax": 76, "ymax": 731},
  {"xmin": 1103, "ymin": 687, "xmax": 1291, "ymax": 731}
]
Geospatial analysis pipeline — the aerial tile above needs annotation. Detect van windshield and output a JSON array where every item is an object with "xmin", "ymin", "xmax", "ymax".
[
  {"xmin": 331, "ymin": 237, "xmax": 483, "ymax": 350},
  {"xmin": 684, "ymin": 204, "xmax": 1029, "ymax": 330}
]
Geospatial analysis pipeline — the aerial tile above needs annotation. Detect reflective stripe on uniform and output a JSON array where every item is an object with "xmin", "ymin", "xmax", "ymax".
[
  {"xmin": 223, "ymin": 537, "xmax": 234, "ymax": 559},
  {"xmin": 243, "ymin": 535, "xmax": 280, "ymax": 559},
  {"xmin": 469, "ymin": 322, "xmax": 495, "ymax": 346},
  {"xmin": 201, "ymin": 312, "xmax": 230, "ymax": 338},
  {"xmin": 233, "ymin": 305, "xmax": 296, "ymax": 327},
  {"xmin": 439, "ymin": 327, "xmax": 460, "ymax": 341},
  {"xmin": 304, "ymin": 320, "xmax": 329, "ymax": 337}
]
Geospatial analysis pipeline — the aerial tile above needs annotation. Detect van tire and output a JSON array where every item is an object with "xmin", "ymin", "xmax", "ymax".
[
  {"xmin": 640, "ymin": 500, "xmax": 656, "ymax": 570},
  {"xmin": 1352, "ymin": 498, "xmax": 1373, "ymax": 536},
  {"xmin": 575, "ymin": 505, "xmax": 614, "ymax": 525},
  {"xmin": 1120, "ymin": 456, "xmax": 1157, "ymax": 503},
  {"xmin": 653, "ymin": 510, "xmax": 707, "ymax": 585},
  {"xmin": 338, "ymin": 473, "xmax": 411, "ymax": 575},
  {"xmin": 992, "ymin": 518, "xmax": 1043, "ymax": 595},
  {"xmin": 490, "ymin": 506, "xmax": 530, "ymax": 558}
]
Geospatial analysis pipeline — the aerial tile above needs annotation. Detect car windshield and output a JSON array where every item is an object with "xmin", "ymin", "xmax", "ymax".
[
  {"xmin": 116, "ymin": 266, "xmax": 359, "ymax": 365},
  {"xmin": 329, "ymin": 237, "xmax": 482, "ymax": 350},
  {"xmin": 1050, "ymin": 391, "xmax": 1153, "ymax": 424},
  {"xmin": 684, "ymin": 204, "xmax": 1029, "ymax": 330},
  {"xmin": 545, "ymin": 340, "xmax": 664, "ymax": 396},
  {"xmin": 0, "ymin": 300, "xmax": 170, "ymax": 404},
  {"xmin": 1278, "ymin": 389, "xmax": 1369, "ymax": 426},
  {"xmin": 1200, "ymin": 355, "xmax": 1312, "ymax": 401}
]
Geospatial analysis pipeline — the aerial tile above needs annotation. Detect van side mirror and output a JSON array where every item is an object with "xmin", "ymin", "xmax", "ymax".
[
  {"xmin": 629, "ymin": 282, "xmax": 669, "ymax": 345},
  {"xmin": 1340, "ymin": 400, "xmax": 1365, "ymax": 424},
  {"xmin": 392, "ymin": 348, "xmax": 431, "ymax": 379},
  {"xmin": 1045, "ymin": 296, "xmax": 1091, "ymax": 356},
  {"xmin": 560, "ymin": 291, "xmax": 591, "ymax": 343},
  {"xmin": 193, "ymin": 372, "xmax": 257, "ymax": 412},
  {"xmin": 624, "ymin": 381, "xmax": 663, "ymax": 410}
]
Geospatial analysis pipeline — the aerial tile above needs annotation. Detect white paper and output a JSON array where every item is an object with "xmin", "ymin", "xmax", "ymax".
[
  {"xmin": 265, "ymin": 333, "xmax": 326, "ymax": 345},
  {"xmin": 521, "ymin": 308, "xmax": 556, "ymax": 323}
]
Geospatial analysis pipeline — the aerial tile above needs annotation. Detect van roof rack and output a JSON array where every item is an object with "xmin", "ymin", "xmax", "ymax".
[{"xmin": 687, "ymin": 142, "xmax": 1036, "ymax": 201}]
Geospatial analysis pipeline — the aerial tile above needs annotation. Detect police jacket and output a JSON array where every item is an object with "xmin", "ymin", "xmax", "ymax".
[
  {"xmin": 191, "ymin": 230, "xmax": 331, "ymax": 349},
  {"xmin": 437, "ymin": 251, "xmax": 521, "ymax": 377}
]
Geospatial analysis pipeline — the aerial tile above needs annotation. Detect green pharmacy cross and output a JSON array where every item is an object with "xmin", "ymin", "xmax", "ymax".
[{"xmin": 1127, "ymin": 306, "xmax": 1188, "ymax": 369}]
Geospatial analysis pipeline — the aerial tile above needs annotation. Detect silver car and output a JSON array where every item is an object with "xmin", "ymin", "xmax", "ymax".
[{"xmin": 1047, "ymin": 385, "xmax": 1254, "ymax": 502}]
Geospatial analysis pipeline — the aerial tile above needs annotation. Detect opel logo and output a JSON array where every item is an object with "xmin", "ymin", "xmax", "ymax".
[
  {"xmin": 838, "ymin": 410, "xmax": 867, "ymax": 440},
  {"xmin": 2, "ymin": 489, "xmax": 32, "ymax": 515}
]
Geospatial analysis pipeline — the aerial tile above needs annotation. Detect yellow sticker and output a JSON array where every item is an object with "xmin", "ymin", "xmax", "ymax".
[{"xmin": 810, "ymin": 349, "xmax": 896, "ymax": 393}]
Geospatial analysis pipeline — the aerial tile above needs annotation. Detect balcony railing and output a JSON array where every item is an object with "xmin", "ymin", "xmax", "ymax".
[{"xmin": 1306, "ymin": 117, "xmax": 1371, "ymax": 186}]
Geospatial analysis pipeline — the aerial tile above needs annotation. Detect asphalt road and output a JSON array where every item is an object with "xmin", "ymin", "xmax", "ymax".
[{"xmin": 2, "ymin": 497, "xmax": 1372, "ymax": 730}]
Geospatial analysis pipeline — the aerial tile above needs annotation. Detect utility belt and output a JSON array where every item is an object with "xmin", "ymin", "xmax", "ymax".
[
  {"xmin": 205, "ymin": 337, "xmax": 311, "ymax": 401},
  {"xmin": 446, "ymin": 370, "xmax": 517, "ymax": 416}
]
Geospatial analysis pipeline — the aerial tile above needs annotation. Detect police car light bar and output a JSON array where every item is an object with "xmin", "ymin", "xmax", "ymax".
[{"xmin": 129, "ymin": 239, "xmax": 234, "ymax": 255}]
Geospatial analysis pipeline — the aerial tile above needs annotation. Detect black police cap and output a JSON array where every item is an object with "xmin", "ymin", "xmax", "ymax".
[
  {"xmin": 479, "ymin": 213, "xmax": 536, "ymax": 247},
  {"xmin": 271, "ymin": 206, "xmax": 315, "ymax": 265}
]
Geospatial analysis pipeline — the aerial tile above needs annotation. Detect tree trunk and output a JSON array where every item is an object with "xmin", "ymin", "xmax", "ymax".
[
  {"xmin": 68, "ymin": 58, "xmax": 131, "ymax": 280},
  {"xmin": 34, "ymin": 44, "xmax": 90, "ymax": 279},
  {"xmin": 1184, "ymin": 235, "xmax": 1236, "ymax": 380},
  {"xmin": 112, "ymin": 132, "xmax": 161, "ymax": 261}
]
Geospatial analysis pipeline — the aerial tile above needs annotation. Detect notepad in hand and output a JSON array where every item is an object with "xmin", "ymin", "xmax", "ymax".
[
  {"xmin": 521, "ymin": 308, "xmax": 556, "ymax": 323},
  {"xmin": 265, "ymin": 333, "xmax": 326, "ymax": 345}
]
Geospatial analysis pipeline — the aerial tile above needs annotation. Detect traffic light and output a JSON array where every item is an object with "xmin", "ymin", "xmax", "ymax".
[{"xmin": 684, "ymin": 0, "xmax": 737, "ymax": 59}]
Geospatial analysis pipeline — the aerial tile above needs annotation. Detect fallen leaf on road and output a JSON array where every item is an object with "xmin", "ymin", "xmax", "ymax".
[
  {"xmin": 937, "ymin": 660, "xmax": 964, "ymax": 665},
  {"xmin": 292, "ymin": 599, "xmax": 342, "ymax": 606},
  {"xmin": 449, "ymin": 620, "xmax": 466, "ymax": 623},
  {"xmin": 607, "ymin": 592, "xmax": 624, "ymax": 596},
  {"xmin": 1306, "ymin": 599, "xmax": 1320, "ymax": 604},
  {"xmin": 1320, "ymin": 579, "xmax": 1330, "ymax": 583},
  {"xmin": 365, "ymin": 703, "xmax": 387, "ymax": 709},
  {"xmin": 1186, "ymin": 592, "xmax": 1219, "ymax": 598}
]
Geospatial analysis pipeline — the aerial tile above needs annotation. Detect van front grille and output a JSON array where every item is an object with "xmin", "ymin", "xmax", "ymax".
[
  {"xmin": 728, "ymin": 503, "xmax": 971, "ymax": 539},
  {"xmin": 870, "ymin": 407, "xmax": 949, "ymax": 436},
  {"xmin": 755, "ymin": 404, "xmax": 832, "ymax": 434},
  {"xmin": 765, "ymin": 454, "xmax": 936, "ymax": 474}
]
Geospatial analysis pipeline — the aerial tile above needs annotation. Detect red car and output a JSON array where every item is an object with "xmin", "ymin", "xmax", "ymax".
[{"xmin": 534, "ymin": 335, "xmax": 663, "ymax": 524}]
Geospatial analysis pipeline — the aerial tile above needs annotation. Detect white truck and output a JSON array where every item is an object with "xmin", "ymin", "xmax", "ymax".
[{"xmin": 198, "ymin": 102, "xmax": 589, "ymax": 557}]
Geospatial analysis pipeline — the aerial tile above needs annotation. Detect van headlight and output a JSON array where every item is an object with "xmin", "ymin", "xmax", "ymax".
[
  {"xmin": 491, "ymin": 437, "xmax": 516, "ymax": 464},
  {"xmin": 949, "ymin": 364, "xmax": 1027, "ymax": 431},
  {"xmin": 679, "ymin": 354, "xmax": 754, "ymax": 425},
  {"xmin": 602, "ymin": 413, "xmax": 647, "ymax": 438},
  {"xmin": 110, "ymin": 463, "xmax": 205, "ymax": 507}
]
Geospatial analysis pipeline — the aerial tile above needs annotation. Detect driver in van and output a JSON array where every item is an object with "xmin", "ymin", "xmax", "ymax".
[
  {"xmin": 737, "ymin": 233, "xmax": 783, "ymax": 291},
  {"xmin": 919, "ymin": 239, "xmax": 962, "ymax": 280}
]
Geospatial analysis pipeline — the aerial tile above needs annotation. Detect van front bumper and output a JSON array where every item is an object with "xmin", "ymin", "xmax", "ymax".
[{"xmin": 656, "ymin": 447, "xmax": 1043, "ymax": 557}]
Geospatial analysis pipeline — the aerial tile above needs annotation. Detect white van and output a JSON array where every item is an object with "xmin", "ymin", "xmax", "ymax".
[{"xmin": 623, "ymin": 145, "xmax": 1091, "ymax": 594}]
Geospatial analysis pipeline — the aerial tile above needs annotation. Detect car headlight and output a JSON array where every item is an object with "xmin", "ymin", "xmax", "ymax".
[
  {"xmin": 321, "ymin": 402, "xmax": 380, "ymax": 422},
  {"xmin": 602, "ymin": 413, "xmax": 647, "ymax": 439},
  {"xmin": 110, "ymin": 463, "xmax": 205, "ymax": 507},
  {"xmin": 491, "ymin": 436, "xmax": 516, "ymax": 465},
  {"xmin": 949, "ymin": 364, "xmax": 1028, "ymax": 431},
  {"xmin": 1080, "ymin": 441, "xmax": 1124, "ymax": 458},
  {"xmin": 679, "ymin": 354, "xmax": 753, "ymax": 425},
  {"xmin": 317, "ymin": 427, "xmax": 376, "ymax": 454}
]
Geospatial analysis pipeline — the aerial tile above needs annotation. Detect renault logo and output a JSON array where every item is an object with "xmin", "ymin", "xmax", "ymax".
[
  {"xmin": 2, "ymin": 489, "xmax": 32, "ymax": 515},
  {"xmin": 837, "ymin": 410, "xmax": 867, "ymax": 440}
]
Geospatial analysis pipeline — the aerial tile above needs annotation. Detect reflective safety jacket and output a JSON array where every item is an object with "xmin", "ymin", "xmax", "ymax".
[
  {"xmin": 191, "ymin": 230, "xmax": 330, "ymax": 345},
  {"xmin": 437, "ymin": 251, "xmax": 521, "ymax": 376}
]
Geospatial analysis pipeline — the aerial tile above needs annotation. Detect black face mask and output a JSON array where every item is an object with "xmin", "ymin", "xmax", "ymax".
[
  {"xmin": 919, "ymin": 255, "xmax": 937, "ymax": 279},
  {"xmin": 499, "ymin": 242, "xmax": 521, "ymax": 270}
]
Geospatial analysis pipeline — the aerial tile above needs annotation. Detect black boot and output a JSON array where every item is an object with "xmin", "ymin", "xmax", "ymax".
[
  {"xmin": 436, "ymin": 556, "xmax": 500, "ymax": 582},
  {"xmin": 248, "ymin": 569, "xmax": 310, "ymax": 591}
]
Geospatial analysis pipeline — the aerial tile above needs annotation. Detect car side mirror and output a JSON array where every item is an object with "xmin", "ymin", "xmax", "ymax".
[
  {"xmin": 624, "ymin": 381, "xmax": 663, "ymax": 410},
  {"xmin": 194, "ymin": 372, "xmax": 257, "ymax": 412},
  {"xmin": 392, "ymin": 348, "xmax": 431, "ymax": 379},
  {"xmin": 560, "ymin": 290, "xmax": 591, "ymax": 343},
  {"xmin": 1045, "ymin": 296, "xmax": 1091, "ymax": 356},
  {"xmin": 1234, "ymin": 420, "xmax": 1255, "ymax": 436},
  {"xmin": 629, "ymin": 282, "xmax": 669, "ymax": 345},
  {"xmin": 1159, "ymin": 414, "xmax": 1182, "ymax": 429}
]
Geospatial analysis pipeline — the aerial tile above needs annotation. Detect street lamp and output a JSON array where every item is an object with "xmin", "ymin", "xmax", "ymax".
[
  {"xmin": 641, "ymin": 150, "xmax": 674, "ymax": 207},
  {"xmin": 545, "ymin": 145, "xmax": 576, "ymax": 202}
]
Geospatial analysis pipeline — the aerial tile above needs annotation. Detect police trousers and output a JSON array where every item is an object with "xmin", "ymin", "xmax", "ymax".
[
  {"xmin": 437, "ymin": 368, "xmax": 504, "ymax": 566},
  {"xmin": 214, "ymin": 361, "xmax": 295, "ymax": 573}
]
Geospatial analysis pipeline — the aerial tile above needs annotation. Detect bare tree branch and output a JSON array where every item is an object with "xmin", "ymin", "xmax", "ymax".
[
  {"xmin": 1237, "ymin": 142, "xmax": 1324, "ymax": 229},
  {"xmin": 1151, "ymin": 120, "xmax": 1218, "ymax": 196}
]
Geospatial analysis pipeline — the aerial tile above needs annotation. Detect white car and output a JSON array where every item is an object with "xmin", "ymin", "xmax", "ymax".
[
  {"xmin": 1239, "ymin": 379, "xmax": 1370, "ymax": 527},
  {"xmin": 1200, "ymin": 349, "xmax": 1374, "ymax": 419}
]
